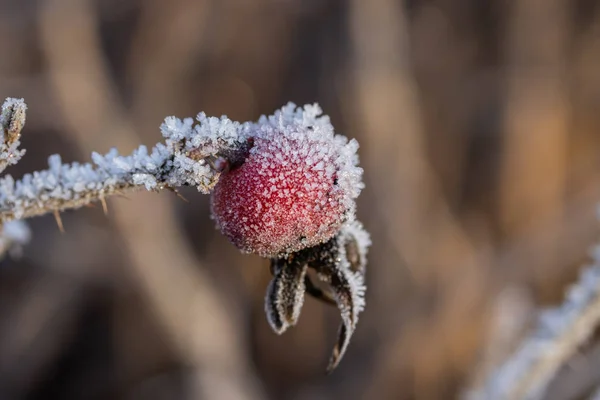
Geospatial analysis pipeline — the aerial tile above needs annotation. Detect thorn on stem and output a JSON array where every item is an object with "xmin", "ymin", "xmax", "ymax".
[
  {"xmin": 100, "ymin": 197, "xmax": 108, "ymax": 215},
  {"xmin": 53, "ymin": 210, "xmax": 64, "ymax": 233},
  {"xmin": 166, "ymin": 186, "xmax": 189, "ymax": 202}
]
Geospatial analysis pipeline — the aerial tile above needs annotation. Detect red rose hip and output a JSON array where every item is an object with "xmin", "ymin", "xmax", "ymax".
[{"xmin": 210, "ymin": 103, "xmax": 363, "ymax": 258}]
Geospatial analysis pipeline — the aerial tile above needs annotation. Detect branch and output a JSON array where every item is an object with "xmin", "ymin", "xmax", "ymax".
[
  {"xmin": 0, "ymin": 97, "xmax": 247, "ymax": 223},
  {"xmin": 466, "ymin": 238, "xmax": 600, "ymax": 400}
]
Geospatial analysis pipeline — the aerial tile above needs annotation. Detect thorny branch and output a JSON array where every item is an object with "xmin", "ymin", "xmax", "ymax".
[{"xmin": 0, "ymin": 97, "xmax": 245, "ymax": 225}]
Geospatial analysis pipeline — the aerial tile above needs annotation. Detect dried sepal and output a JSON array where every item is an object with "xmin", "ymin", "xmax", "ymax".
[
  {"xmin": 265, "ymin": 256, "xmax": 308, "ymax": 334},
  {"xmin": 309, "ymin": 221, "xmax": 368, "ymax": 372},
  {"xmin": 326, "ymin": 261, "xmax": 366, "ymax": 372},
  {"xmin": 342, "ymin": 220, "xmax": 370, "ymax": 275},
  {"xmin": 263, "ymin": 221, "xmax": 370, "ymax": 372}
]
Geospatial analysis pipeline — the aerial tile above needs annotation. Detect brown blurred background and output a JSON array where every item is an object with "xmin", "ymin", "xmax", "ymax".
[{"xmin": 1, "ymin": 0, "xmax": 599, "ymax": 399}]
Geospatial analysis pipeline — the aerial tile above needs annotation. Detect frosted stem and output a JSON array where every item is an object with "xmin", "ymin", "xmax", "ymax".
[
  {"xmin": 466, "ymin": 246, "xmax": 600, "ymax": 400},
  {"xmin": 0, "ymin": 97, "xmax": 249, "ymax": 224}
]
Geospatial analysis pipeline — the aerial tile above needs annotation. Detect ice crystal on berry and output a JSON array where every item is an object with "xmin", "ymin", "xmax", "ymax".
[{"xmin": 211, "ymin": 103, "xmax": 364, "ymax": 258}]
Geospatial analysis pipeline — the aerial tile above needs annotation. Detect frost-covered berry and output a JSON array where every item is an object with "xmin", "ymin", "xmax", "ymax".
[{"xmin": 210, "ymin": 103, "xmax": 364, "ymax": 258}]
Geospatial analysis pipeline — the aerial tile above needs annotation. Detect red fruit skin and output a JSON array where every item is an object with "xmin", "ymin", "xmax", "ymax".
[{"xmin": 210, "ymin": 135, "xmax": 348, "ymax": 258}]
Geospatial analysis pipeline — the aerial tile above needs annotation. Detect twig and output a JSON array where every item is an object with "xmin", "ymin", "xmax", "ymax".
[
  {"xmin": 466, "ymin": 239, "xmax": 600, "ymax": 400},
  {"xmin": 0, "ymin": 97, "xmax": 247, "ymax": 224}
]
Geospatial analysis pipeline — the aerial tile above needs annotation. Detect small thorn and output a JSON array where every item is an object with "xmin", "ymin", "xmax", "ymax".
[
  {"xmin": 175, "ymin": 192, "xmax": 189, "ymax": 203},
  {"xmin": 53, "ymin": 210, "xmax": 64, "ymax": 233},
  {"xmin": 166, "ymin": 186, "xmax": 189, "ymax": 202},
  {"xmin": 100, "ymin": 197, "xmax": 108, "ymax": 215}
]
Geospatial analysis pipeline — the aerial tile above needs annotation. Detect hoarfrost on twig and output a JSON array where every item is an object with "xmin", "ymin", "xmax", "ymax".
[
  {"xmin": 466, "ymin": 227, "xmax": 600, "ymax": 400},
  {"xmin": 0, "ymin": 97, "xmax": 249, "ymax": 224}
]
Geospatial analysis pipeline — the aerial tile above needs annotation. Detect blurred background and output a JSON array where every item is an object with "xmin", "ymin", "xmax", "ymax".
[{"xmin": 0, "ymin": 0, "xmax": 599, "ymax": 399}]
